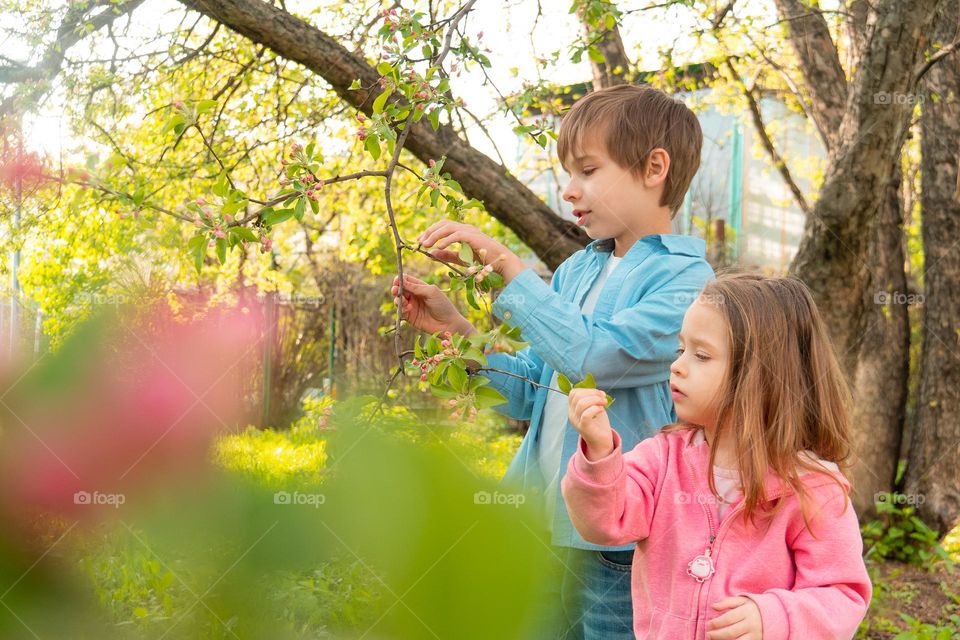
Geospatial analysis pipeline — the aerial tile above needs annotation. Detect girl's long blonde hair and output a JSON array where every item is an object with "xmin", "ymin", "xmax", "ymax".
[{"xmin": 671, "ymin": 273, "xmax": 853, "ymax": 527}]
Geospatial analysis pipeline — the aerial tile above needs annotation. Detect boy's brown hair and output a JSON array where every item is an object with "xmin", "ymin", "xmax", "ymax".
[{"xmin": 556, "ymin": 84, "xmax": 702, "ymax": 215}]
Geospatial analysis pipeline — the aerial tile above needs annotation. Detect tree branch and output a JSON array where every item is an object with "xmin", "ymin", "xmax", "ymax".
[
  {"xmin": 176, "ymin": 0, "xmax": 588, "ymax": 270},
  {"xmin": 771, "ymin": 0, "xmax": 848, "ymax": 152},
  {"xmin": 725, "ymin": 59, "xmax": 811, "ymax": 214}
]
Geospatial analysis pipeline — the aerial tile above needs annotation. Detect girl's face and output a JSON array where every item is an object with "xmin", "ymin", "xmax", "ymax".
[{"xmin": 669, "ymin": 297, "xmax": 730, "ymax": 429}]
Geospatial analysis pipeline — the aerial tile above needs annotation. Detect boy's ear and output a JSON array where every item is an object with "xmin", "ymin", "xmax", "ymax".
[{"xmin": 644, "ymin": 148, "xmax": 670, "ymax": 188}]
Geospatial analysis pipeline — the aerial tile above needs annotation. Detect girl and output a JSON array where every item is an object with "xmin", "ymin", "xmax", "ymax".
[{"xmin": 562, "ymin": 274, "xmax": 871, "ymax": 639}]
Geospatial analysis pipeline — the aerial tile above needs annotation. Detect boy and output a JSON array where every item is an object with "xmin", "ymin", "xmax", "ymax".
[{"xmin": 392, "ymin": 84, "xmax": 713, "ymax": 639}]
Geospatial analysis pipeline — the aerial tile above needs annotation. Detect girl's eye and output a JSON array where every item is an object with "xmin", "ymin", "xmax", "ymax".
[
  {"xmin": 675, "ymin": 347, "xmax": 684, "ymax": 355},
  {"xmin": 695, "ymin": 352, "xmax": 710, "ymax": 362},
  {"xmin": 583, "ymin": 168, "xmax": 595, "ymax": 176}
]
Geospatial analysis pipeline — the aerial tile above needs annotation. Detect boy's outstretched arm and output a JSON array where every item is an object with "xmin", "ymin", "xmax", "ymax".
[{"xmin": 493, "ymin": 265, "xmax": 710, "ymax": 389}]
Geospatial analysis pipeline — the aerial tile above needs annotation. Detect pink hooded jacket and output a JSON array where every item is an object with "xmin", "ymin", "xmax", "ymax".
[{"xmin": 561, "ymin": 427, "xmax": 871, "ymax": 639}]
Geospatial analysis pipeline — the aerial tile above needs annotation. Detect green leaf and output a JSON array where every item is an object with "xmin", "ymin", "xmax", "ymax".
[
  {"xmin": 215, "ymin": 237, "xmax": 227, "ymax": 264},
  {"xmin": 163, "ymin": 115, "xmax": 186, "ymax": 134},
  {"xmin": 474, "ymin": 386, "xmax": 507, "ymax": 408},
  {"xmin": 190, "ymin": 238, "xmax": 205, "ymax": 273},
  {"xmin": 196, "ymin": 99, "xmax": 217, "ymax": 114},
  {"xmin": 212, "ymin": 172, "xmax": 229, "ymax": 197},
  {"xmin": 447, "ymin": 363, "xmax": 467, "ymax": 392},
  {"xmin": 587, "ymin": 46, "xmax": 605, "ymax": 64},
  {"xmin": 364, "ymin": 135, "xmax": 381, "ymax": 160},
  {"xmin": 373, "ymin": 89, "xmax": 392, "ymax": 114},
  {"xmin": 376, "ymin": 61, "xmax": 393, "ymax": 76},
  {"xmin": 309, "ymin": 197, "xmax": 319, "ymax": 214},
  {"xmin": 294, "ymin": 197, "xmax": 306, "ymax": 221},
  {"xmin": 349, "ymin": 79, "xmax": 362, "ymax": 90},
  {"xmin": 462, "ymin": 348, "xmax": 487, "ymax": 365},
  {"xmin": 458, "ymin": 243, "xmax": 474, "ymax": 264},
  {"xmin": 429, "ymin": 384, "xmax": 459, "ymax": 399},
  {"xmin": 465, "ymin": 277, "xmax": 479, "ymax": 310},
  {"xmin": 485, "ymin": 272, "xmax": 504, "ymax": 289},
  {"xmin": 556, "ymin": 373, "xmax": 572, "ymax": 394},
  {"xmin": 187, "ymin": 234, "xmax": 206, "ymax": 251},
  {"xmin": 261, "ymin": 208, "xmax": 294, "ymax": 226},
  {"xmin": 427, "ymin": 108, "xmax": 440, "ymax": 131},
  {"xmin": 414, "ymin": 337, "xmax": 424, "ymax": 360},
  {"xmin": 574, "ymin": 373, "xmax": 597, "ymax": 390},
  {"xmin": 230, "ymin": 226, "xmax": 258, "ymax": 243}
]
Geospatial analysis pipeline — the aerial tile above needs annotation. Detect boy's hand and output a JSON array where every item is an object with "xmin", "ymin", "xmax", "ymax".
[
  {"xmin": 706, "ymin": 596, "xmax": 763, "ymax": 639},
  {"xmin": 567, "ymin": 388, "xmax": 614, "ymax": 460},
  {"xmin": 417, "ymin": 221, "xmax": 526, "ymax": 285},
  {"xmin": 392, "ymin": 274, "xmax": 476, "ymax": 336}
]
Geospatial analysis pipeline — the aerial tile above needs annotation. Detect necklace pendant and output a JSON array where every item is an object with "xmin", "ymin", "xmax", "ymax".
[{"xmin": 686, "ymin": 550, "xmax": 715, "ymax": 582}]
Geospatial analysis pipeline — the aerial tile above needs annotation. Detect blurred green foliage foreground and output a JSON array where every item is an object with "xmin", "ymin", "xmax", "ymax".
[{"xmin": 0, "ymin": 304, "xmax": 551, "ymax": 639}]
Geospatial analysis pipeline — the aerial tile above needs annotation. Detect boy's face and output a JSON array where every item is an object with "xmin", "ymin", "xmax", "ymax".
[
  {"xmin": 669, "ymin": 298, "xmax": 729, "ymax": 429},
  {"xmin": 560, "ymin": 133, "xmax": 664, "ymax": 241}
]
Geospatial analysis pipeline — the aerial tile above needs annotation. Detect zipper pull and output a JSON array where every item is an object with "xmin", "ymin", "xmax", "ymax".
[{"xmin": 687, "ymin": 534, "xmax": 717, "ymax": 582}]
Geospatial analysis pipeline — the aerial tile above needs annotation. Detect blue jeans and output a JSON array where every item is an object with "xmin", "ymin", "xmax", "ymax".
[{"xmin": 524, "ymin": 546, "xmax": 635, "ymax": 639}]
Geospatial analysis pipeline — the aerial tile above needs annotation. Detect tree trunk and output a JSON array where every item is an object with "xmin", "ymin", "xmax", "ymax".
[
  {"xmin": 848, "ymin": 167, "xmax": 909, "ymax": 517},
  {"xmin": 905, "ymin": 0, "xmax": 960, "ymax": 535},
  {"xmin": 178, "ymin": 0, "xmax": 588, "ymax": 270},
  {"xmin": 776, "ymin": 0, "xmax": 937, "ymax": 516}
]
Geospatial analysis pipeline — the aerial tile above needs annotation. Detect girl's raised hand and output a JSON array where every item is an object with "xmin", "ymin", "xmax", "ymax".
[
  {"xmin": 706, "ymin": 596, "xmax": 763, "ymax": 639},
  {"xmin": 567, "ymin": 388, "xmax": 614, "ymax": 460}
]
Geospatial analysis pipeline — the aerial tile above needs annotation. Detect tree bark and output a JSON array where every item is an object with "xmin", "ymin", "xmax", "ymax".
[
  {"xmin": 177, "ymin": 0, "xmax": 588, "ymax": 270},
  {"xmin": 849, "ymin": 167, "xmax": 910, "ymax": 515},
  {"xmin": 906, "ymin": 0, "xmax": 960, "ymax": 535},
  {"xmin": 775, "ymin": 0, "xmax": 937, "ymax": 516}
]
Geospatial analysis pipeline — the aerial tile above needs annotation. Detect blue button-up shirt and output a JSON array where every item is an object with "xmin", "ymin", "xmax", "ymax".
[{"xmin": 483, "ymin": 233, "xmax": 714, "ymax": 550}]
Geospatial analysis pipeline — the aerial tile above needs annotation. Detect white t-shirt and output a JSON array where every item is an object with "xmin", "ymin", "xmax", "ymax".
[{"xmin": 539, "ymin": 254, "xmax": 622, "ymax": 526}]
